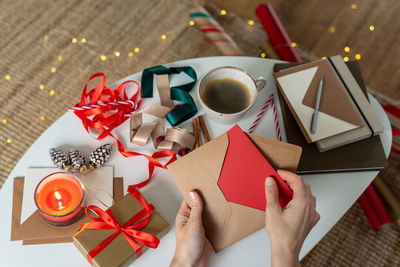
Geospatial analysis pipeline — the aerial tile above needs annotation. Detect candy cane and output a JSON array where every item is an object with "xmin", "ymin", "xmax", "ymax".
[
  {"xmin": 68, "ymin": 100, "xmax": 137, "ymax": 117},
  {"xmin": 248, "ymin": 94, "xmax": 282, "ymax": 141}
]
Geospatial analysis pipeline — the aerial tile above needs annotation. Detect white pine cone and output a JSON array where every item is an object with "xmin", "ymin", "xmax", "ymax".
[
  {"xmin": 69, "ymin": 149, "xmax": 86, "ymax": 170},
  {"xmin": 49, "ymin": 148, "xmax": 70, "ymax": 169},
  {"xmin": 89, "ymin": 144, "xmax": 112, "ymax": 168}
]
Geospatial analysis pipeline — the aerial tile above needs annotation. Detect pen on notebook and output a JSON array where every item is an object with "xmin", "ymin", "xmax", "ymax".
[{"xmin": 310, "ymin": 76, "xmax": 324, "ymax": 133}]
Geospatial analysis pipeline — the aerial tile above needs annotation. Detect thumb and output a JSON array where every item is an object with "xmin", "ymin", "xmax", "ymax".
[
  {"xmin": 265, "ymin": 177, "xmax": 282, "ymax": 214},
  {"xmin": 188, "ymin": 191, "xmax": 204, "ymax": 225}
]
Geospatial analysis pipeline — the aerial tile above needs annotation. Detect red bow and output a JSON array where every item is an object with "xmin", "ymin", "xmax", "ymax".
[
  {"xmin": 82, "ymin": 186, "xmax": 160, "ymax": 264},
  {"xmin": 70, "ymin": 73, "xmax": 177, "ymax": 188}
]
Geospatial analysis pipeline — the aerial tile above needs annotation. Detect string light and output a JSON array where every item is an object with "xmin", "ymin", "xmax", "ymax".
[
  {"xmin": 51, "ymin": 67, "xmax": 56, "ymax": 73},
  {"xmin": 6, "ymin": 138, "xmax": 12, "ymax": 144},
  {"xmin": 5, "ymin": 75, "xmax": 11, "ymax": 80},
  {"xmin": 2, "ymin": 118, "xmax": 7, "ymax": 124},
  {"xmin": 49, "ymin": 90, "xmax": 55, "ymax": 96},
  {"xmin": 114, "ymin": 51, "xmax": 120, "ymax": 57},
  {"xmin": 80, "ymin": 38, "xmax": 87, "ymax": 43},
  {"xmin": 58, "ymin": 55, "xmax": 62, "ymax": 61},
  {"xmin": 72, "ymin": 38, "xmax": 77, "ymax": 44},
  {"xmin": 344, "ymin": 46, "xmax": 350, "ymax": 52},
  {"xmin": 369, "ymin": 25, "xmax": 375, "ymax": 31},
  {"xmin": 355, "ymin": 54, "xmax": 362, "ymax": 60},
  {"xmin": 128, "ymin": 52, "xmax": 133, "ymax": 57},
  {"xmin": 220, "ymin": 9, "xmax": 226, "ymax": 15},
  {"xmin": 161, "ymin": 34, "xmax": 167, "ymax": 40},
  {"xmin": 189, "ymin": 20, "xmax": 195, "ymax": 26},
  {"xmin": 329, "ymin": 26, "xmax": 336, "ymax": 34},
  {"xmin": 43, "ymin": 35, "xmax": 48, "ymax": 40},
  {"xmin": 100, "ymin": 55, "xmax": 107, "ymax": 61},
  {"xmin": 40, "ymin": 116, "xmax": 45, "ymax": 121},
  {"xmin": 260, "ymin": 52, "xmax": 266, "ymax": 58},
  {"xmin": 351, "ymin": 4, "xmax": 357, "ymax": 9},
  {"xmin": 344, "ymin": 56, "xmax": 349, "ymax": 62},
  {"xmin": 39, "ymin": 84, "xmax": 45, "ymax": 90},
  {"xmin": 322, "ymin": 56, "xmax": 327, "ymax": 59},
  {"xmin": 291, "ymin": 42, "xmax": 297, "ymax": 47},
  {"xmin": 248, "ymin": 20, "xmax": 254, "ymax": 26}
]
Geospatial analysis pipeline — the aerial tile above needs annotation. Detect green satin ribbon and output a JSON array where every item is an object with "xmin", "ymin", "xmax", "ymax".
[{"xmin": 141, "ymin": 65, "xmax": 197, "ymax": 126}]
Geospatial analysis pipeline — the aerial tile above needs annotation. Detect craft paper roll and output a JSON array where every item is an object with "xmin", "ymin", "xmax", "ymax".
[
  {"xmin": 190, "ymin": 6, "xmax": 244, "ymax": 56},
  {"xmin": 373, "ymin": 175, "xmax": 400, "ymax": 229},
  {"xmin": 358, "ymin": 184, "xmax": 392, "ymax": 230},
  {"xmin": 255, "ymin": 3, "xmax": 301, "ymax": 62}
]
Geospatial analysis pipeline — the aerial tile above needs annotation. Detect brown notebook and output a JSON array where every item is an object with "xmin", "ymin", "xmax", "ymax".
[{"xmin": 274, "ymin": 61, "xmax": 387, "ymax": 174}]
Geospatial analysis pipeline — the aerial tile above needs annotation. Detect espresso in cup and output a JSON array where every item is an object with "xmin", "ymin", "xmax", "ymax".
[
  {"xmin": 197, "ymin": 67, "xmax": 266, "ymax": 124},
  {"xmin": 202, "ymin": 78, "xmax": 252, "ymax": 114}
]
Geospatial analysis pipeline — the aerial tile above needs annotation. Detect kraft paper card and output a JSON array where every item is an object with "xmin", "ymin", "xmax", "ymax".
[
  {"xmin": 21, "ymin": 167, "xmax": 114, "ymax": 224},
  {"xmin": 10, "ymin": 177, "xmax": 124, "ymax": 245},
  {"xmin": 273, "ymin": 58, "xmax": 363, "ymax": 143},
  {"xmin": 168, "ymin": 125, "xmax": 302, "ymax": 252}
]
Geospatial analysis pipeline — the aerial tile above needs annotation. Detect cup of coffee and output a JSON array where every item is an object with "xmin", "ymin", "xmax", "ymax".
[{"xmin": 197, "ymin": 66, "xmax": 266, "ymax": 124}]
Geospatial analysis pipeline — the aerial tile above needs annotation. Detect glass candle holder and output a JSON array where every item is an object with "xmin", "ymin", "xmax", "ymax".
[{"xmin": 34, "ymin": 172, "xmax": 85, "ymax": 226}]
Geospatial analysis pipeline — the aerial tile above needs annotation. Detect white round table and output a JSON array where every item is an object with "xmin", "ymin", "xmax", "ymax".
[{"xmin": 0, "ymin": 57, "xmax": 392, "ymax": 266}]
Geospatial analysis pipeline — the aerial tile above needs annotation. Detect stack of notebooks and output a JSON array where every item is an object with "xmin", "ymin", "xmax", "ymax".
[{"xmin": 273, "ymin": 55, "xmax": 387, "ymax": 174}]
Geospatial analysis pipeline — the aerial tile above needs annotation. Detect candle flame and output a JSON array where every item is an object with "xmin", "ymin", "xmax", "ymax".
[
  {"xmin": 54, "ymin": 191, "xmax": 64, "ymax": 209},
  {"xmin": 54, "ymin": 191, "xmax": 62, "ymax": 200}
]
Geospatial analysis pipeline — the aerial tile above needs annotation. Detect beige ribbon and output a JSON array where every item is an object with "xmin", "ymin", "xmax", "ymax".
[{"xmin": 129, "ymin": 75, "xmax": 196, "ymax": 150}]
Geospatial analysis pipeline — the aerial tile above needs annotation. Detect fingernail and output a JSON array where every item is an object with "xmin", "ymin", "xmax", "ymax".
[
  {"xmin": 265, "ymin": 177, "xmax": 274, "ymax": 186},
  {"xmin": 189, "ymin": 191, "xmax": 196, "ymax": 200}
]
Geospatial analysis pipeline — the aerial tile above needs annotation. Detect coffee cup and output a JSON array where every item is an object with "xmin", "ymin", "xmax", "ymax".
[{"xmin": 197, "ymin": 66, "xmax": 266, "ymax": 124}]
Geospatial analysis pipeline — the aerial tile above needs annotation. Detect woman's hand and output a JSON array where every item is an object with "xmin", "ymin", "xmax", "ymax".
[
  {"xmin": 265, "ymin": 170, "xmax": 320, "ymax": 267},
  {"xmin": 170, "ymin": 191, "xmax": 212, "ymax": 267}
]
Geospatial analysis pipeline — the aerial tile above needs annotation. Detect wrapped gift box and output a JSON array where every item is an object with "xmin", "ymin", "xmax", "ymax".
[{"xmin": 73, "ymin": 188, "xmax": 169, "ymax": 267}]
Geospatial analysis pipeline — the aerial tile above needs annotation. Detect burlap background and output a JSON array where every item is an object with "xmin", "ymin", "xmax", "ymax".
[{"xmin": 0, "ymin": 1, "xmax": 399, "ymax": 265}]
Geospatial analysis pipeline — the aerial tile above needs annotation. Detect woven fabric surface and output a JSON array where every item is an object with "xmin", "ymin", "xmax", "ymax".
[{"xmin": 0, "ymin": 1, "xmax": 399, "ymax": 266}]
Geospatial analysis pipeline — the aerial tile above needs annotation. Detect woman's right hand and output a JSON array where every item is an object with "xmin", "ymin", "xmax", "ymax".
[{"xmin": 264, "ymin": 170, "xmax": 320, "ymax": 267}]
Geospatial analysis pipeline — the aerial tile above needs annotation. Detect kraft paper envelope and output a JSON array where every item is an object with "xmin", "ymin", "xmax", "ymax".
[
  {"xmin": 10, "ymin": 177, "xmax": 124, "ymax": 245},
  {"xmin": 168, "ymin": 125, "xmax": 302, "ymax": 252},
  {"xmin": 273, "ymin": 59, "xmax": 363, "ymax": 143}
]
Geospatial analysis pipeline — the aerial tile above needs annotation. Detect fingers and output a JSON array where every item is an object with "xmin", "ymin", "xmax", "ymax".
[
  {"xmin": 277, "ymin": 170, "xmax": 308, "ymax": 199},
  {"xmin": 311, "ymin": 212, "xmax": 320, "ymax": 227},
  {"xmin": 188, "ymin": 191, "xmax": 204, "ymax": 225},
  {"xmin": 265, "ymin": 177, "xmax": 282, "ymax": 214},
  {"xmin": 311, "ymin": 196, "xmax": 320, "ymax": 228},
  {"xmin": 175, "ymin": 200, "xmax": 191, "ymax": 229}
]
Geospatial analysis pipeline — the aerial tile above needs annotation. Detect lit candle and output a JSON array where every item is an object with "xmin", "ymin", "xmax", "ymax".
[{"xmin": 34, "ymin": 172, "xmax": 85, "ymax": 226}]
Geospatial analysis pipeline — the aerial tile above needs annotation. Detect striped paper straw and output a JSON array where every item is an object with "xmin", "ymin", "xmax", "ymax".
[{"xmin": 190, "ymin": 6, "xmax": 244, "ymax": 56}]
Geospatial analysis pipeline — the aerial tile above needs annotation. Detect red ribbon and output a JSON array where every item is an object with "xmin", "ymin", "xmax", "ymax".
[
  {"xmin": 71, "ymin": 73, "xmax": 177, "ymax": 188},
  {"xmin": 82, "ymin": 186, "xmax": 160, "ymax": 264}
]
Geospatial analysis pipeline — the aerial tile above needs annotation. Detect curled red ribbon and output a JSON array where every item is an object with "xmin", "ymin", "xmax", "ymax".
[
  {"xmin": 70, "ymin": 73, "xmax": 177, "ymax": 188},
  {"xmin": 82, "ymin": 186, "xmax": 160, "ymax": 264}
]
